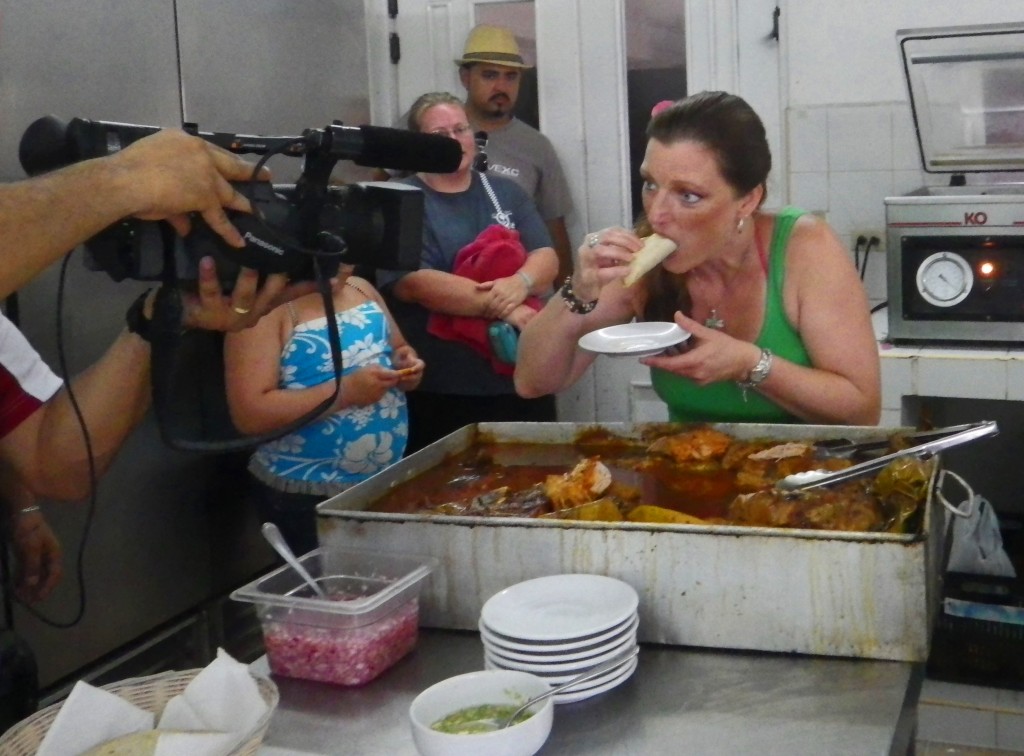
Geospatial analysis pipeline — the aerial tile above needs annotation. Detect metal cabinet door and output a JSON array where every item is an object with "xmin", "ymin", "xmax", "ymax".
[{"xmin": 176, "ymin": 0, "xmax": 376, "ymax": 183}]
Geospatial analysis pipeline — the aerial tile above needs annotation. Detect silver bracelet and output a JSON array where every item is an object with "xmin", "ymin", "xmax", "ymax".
[
  {"xmin": 516, "ymin": 270, "xmax": 534, "ymax": 290},
  {"xmin": 737, "ymin": 348, "xmax": 773, "ymax": 401},
  {"xmin": 15, "ymin": 505, "xmax": 41, "ymax": 516}
]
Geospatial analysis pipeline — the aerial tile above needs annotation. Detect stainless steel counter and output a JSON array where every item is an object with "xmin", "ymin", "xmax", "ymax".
[{"xmin": 258, "ymin": 629, "xmax": 922, "ymax": 755}]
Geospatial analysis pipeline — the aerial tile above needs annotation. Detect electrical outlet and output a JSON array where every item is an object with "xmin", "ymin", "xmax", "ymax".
[{"xmin": 851, "ymin": 229, "xmax": 884, "ymax": 252}]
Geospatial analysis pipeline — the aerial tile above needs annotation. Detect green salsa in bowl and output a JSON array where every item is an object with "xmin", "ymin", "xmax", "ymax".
[{"xmin": 409, "ymin": 669, "xmax": 553, "ymax": 755}]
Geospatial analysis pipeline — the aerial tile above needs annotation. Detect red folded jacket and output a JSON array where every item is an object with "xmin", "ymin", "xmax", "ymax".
[{"xmin": 427, "ymin": 225, "xmax": 542, "ymax": 376}]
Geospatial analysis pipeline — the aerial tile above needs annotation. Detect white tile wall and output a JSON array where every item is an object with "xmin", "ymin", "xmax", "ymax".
[
  {"xmin": 918, "ymin": 678, "xmax": 1024, "ymax": 751},
  {"xmin": 785, "ymin": 101, "xmax": 928, "ymax": 306}
]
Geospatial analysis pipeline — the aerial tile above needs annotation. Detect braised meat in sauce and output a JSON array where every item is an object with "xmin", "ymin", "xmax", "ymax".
[{"xmin": 367, "ymin": 426, "xmax": 933, "ymax": 533}]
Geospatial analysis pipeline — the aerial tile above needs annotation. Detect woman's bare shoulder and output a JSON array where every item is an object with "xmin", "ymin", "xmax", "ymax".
[{"xmin": 345, "ymin": 275, "xmax": 384, "ymax": 302}]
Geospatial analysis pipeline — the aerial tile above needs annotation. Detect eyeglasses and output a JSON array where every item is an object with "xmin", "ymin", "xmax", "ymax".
[{"xmin": 428, "ymin": 124, "xmax": 473, "ymax": 139}]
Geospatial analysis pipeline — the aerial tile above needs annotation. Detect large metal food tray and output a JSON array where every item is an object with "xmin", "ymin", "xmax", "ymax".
[{"xmin": 317, "ymin": 422, "xmax": 944, "ymax": 662}]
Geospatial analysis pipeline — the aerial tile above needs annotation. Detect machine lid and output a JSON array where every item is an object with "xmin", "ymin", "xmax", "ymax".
[{"xmin": 898, "ymin": 22, "xmax": 1024, "ymax": 175}]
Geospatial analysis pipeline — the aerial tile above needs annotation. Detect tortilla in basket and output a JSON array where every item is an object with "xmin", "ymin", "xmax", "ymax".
[
  {"xmin": 79, "ymin": 729, "xmax": 229, "ymax": 756},
  {"xmin": 623, "ymin": 233, "xmax": 677, "ymax": 287},
  {"xmin": 80, "ymin": 730, "xmax": 160, "ymax": 755}
]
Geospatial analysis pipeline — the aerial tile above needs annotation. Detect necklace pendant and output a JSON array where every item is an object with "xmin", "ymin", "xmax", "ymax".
[{"xmin": 705, "ymin": 309, "xmax": 725, "ymax": 330}]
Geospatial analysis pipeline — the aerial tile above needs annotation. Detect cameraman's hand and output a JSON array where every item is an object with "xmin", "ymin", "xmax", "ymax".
[
  {"xmin": 334, "ymin": 365, "xmax": 401, "ymax": 410},
  {"xmin": 10, "ymin": 509, "xmax": 63, "ymax": 605},
  {"xmin": 178, "ymin": 257, "xmax": 318, "ymax": 332},
  {"xmin": 114, "ymin": 128, "xmax": 269, "ymax": 249}
]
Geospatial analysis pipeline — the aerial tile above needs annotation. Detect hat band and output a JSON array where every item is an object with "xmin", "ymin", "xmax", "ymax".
[{"xmin": 462, "ymin": 51, "xmax": 524, "ymax": 65}]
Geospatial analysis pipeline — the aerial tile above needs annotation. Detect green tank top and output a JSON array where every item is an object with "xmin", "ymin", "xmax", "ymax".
[{"xmin": 650, "ymin": 206, "xmax": 811, "ymax": 424}]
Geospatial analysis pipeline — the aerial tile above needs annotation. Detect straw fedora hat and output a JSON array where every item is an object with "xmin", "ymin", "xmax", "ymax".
[{"xmin": 455, "ymin": 24, "xmax": 530, "ymax": 68}]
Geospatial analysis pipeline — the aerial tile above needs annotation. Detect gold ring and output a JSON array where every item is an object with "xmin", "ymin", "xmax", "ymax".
[{"xmin": 232, "ymin": 305, "xmax": 252, "ymax": 315}]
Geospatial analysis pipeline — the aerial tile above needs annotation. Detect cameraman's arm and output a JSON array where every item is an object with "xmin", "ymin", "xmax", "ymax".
[
  {"xmin": 0, "ymin": 264, "xmax": 307, "ymax": 500},
  {"xmin": 0, "ymin": 328, "xmax": 151, "ymax": 500},
  {"xmin": 0, "ymin": 129, "xmax": 261, "ymax": 300}
]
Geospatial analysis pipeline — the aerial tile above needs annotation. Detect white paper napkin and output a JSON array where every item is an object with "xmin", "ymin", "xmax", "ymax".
[
  {"xmin": 159, "ymin": 648, "xmax": 268, "ymax": 736},
  {"xmin": 36, "ymin": 680, "xmax": 154, "ymax": 756},
  {"xmin": 35, "ymin": 648, "xmax": 270, "ymax": 756}
]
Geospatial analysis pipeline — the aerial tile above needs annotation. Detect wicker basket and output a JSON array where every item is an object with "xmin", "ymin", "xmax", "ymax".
[{"xmin": 0, "ymin": 668, "xmax": 279, "ymax": 756}]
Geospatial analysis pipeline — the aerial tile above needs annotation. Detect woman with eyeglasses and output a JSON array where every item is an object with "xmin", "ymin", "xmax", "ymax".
[{"xmin": 375, "ymin": 91, "xmax": 559, "ymax": 453}]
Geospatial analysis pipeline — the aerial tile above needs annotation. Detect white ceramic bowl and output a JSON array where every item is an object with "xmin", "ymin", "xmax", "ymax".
[{"xmin": 409, "ymin": 669, "xmax": 554, "ymax": 756}]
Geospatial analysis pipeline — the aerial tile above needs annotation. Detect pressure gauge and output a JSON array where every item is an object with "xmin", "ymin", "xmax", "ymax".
[{"xmin": 916, "ymin": 251, "xmax": 973, "ymax": 307}]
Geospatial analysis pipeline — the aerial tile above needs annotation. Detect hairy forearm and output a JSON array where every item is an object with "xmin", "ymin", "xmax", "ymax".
[
  {"xmin": 0, "ymin": 158, "xmax": 137, "ymax": 299},
  {"xmin": 31, "ymin": 330, "xmax": 153, "ymax": 499}
]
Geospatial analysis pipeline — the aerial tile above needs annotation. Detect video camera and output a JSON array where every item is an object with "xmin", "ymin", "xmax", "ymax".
[
  {"xmin": 15, "ymin": 115, "xmax": 462, "ymax": 453},
  {"xmin": 18, "ymin": 116, "xmax": 464, "ymax": 285}
]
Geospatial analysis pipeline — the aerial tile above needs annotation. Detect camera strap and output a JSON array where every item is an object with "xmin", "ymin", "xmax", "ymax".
[{"xmin": 149, "ymin": 263, "xmax": 343, "ymax": 453}]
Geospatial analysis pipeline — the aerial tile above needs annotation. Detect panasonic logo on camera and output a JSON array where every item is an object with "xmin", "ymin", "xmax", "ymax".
[{"xmin": 243, "ymin": 231, "xmax": 285, "ymax": 256}]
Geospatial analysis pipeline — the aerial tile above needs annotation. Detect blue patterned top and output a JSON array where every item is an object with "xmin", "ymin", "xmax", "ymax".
[{"xmin": 249, "ymin": 300, "xmax": 408, "ymax": 494}]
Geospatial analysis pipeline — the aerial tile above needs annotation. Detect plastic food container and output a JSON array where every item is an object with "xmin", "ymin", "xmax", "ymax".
[{"xmin": 231, "ymin": 547, "xmax": 435, "ymax": 686}]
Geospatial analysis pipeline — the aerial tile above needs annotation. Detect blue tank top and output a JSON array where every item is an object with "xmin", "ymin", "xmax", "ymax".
[{"xmin": 250, "ymin": 301, "xmax": 408, "ymax": 493}]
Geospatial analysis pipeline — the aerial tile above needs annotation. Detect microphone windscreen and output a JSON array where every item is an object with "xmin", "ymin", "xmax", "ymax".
[
  {"xmin": 354, "ymin": 125, "xmax": 463, "ymax": 173},
  {"xmin": 19, "ymin": 115, "xmax": 75, "ymax": 176}
]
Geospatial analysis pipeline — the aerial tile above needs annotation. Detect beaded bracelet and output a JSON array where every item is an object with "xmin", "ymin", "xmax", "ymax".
[{"xmin": 558, "ymin": 277, "xmax": 598, "ymax": 314}]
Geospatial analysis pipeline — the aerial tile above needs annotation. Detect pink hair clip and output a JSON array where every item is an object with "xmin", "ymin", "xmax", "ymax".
[{"xmin": 651, "ymin": 100, "xmax": 674, "ymax": 116}]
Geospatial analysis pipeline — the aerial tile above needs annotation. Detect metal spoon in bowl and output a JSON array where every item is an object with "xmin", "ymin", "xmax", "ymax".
[
  {"xmin": 476, "ymin": 645, "xmax": 640, "ymax": 731},
  {"xmin": 260, "ymin": 522, "xmax": 327, "ymax": 598}
]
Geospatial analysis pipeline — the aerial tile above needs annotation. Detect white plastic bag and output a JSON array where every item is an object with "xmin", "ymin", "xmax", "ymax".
[{"xmin": 939, "ymin": 470, "xmax": 1016, "ymax": 577}]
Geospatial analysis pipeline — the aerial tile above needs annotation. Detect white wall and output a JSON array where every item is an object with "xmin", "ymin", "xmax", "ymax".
[
  {"xmin": 781, "ymin": 2, "xmax": 1024, "ymax": 306},
  {"xmin": 786, "ymin": 1, "xmax": 1023, "ymax": 106}
]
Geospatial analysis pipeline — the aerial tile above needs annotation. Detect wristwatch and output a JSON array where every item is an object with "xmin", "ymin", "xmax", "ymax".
[
  {"xmin": 125, "ymin": 289, "xmax": 153, "ymax": 342},
  {"xmin": 738, "ymin": 348, "xmax": 773, "ymax": 390}
]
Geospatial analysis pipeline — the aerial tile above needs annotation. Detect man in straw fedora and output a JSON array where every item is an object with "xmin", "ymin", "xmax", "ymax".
[{"xmin": 457, "ymin": 24, "xmax": 574, "ymax": 282}]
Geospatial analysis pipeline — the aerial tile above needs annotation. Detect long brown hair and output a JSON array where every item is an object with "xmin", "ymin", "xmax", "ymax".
[{"xmin": 639, "ymin": 91, "xmax": 771, "ymax": 323}]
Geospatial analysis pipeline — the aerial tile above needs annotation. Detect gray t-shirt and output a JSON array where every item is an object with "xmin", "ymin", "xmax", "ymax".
[
  {"xmin": 481, "ymin": 118, "xmax": 573, "ymax": 222},
  {"xmin": 376, "ymin": 172, "xmax": 552, "ymax": 396}
]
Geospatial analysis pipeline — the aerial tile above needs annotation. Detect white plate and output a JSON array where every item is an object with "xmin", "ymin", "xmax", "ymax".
[
  {"xmin": 479, "ymin": 615, "xmax": 639, "ymax": 658},
  {"xmin": 551, "ymin": 655, "xmax": 639, "ymax": 704},
  {"xmin": 481, "ymin": 574, "xmax": 639, "ymax": 642},
  {"xmin": 484, "ymin": 654, "xmax": 639, "ymax": 704},
  {"xmin": 484, "ymin": 630, "xmax": 637, "ymax": 673},
  {"xmin": 577, "ymin": 322, "xmax": 689, "ymax": 358}
]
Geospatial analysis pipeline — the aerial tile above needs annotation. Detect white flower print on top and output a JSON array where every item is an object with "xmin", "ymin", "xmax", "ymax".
[
  {"xmin": 256, "ymin": 301, "xmax": 409, "ymax": 489},
  {"xmin": 339, "ymin": 432, "xmax": 396, "ymax": 475}
]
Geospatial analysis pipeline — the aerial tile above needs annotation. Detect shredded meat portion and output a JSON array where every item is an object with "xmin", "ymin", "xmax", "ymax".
[
  {"xmin": 543, "ymin": 459, "xmax": 612, "ymax": 511},
  {"xmin": 647, "ymin": 428, "xmax": 733, "ymax": 464}
]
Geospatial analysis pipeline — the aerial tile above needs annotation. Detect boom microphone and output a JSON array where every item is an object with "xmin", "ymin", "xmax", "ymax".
[
  {"xmin": 319, "ymin": 124, "xmax": 463, "ymax": 174},
  {"xmin": 19, "ymin": 116, "xmax": 464, "ymax": 178}
]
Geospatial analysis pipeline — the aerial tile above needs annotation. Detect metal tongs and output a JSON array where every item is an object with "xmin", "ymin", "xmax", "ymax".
[{"xmin": 775, "ymin": 420, "xmax": 999, "ymax": 492}]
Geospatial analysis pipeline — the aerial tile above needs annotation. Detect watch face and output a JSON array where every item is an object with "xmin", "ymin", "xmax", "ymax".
[{"xmin": 916, "ymin": 251, "xmax": 973, "ymax": 308}]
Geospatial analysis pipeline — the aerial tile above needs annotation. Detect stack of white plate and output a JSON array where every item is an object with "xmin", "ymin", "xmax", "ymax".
[{"xmin": 478, "ymin": 574, "xmax": 640, "ymax": 704}]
